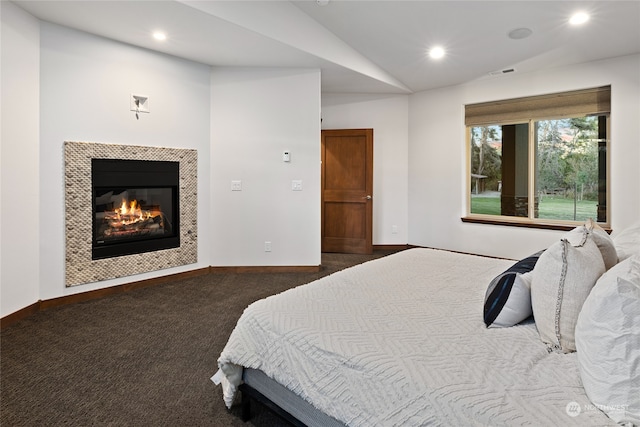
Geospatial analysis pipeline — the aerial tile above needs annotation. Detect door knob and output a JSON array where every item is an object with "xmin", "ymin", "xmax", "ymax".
[{"xmin": 363, "ymin": 195, "xmax": 372, "ymax": 200}]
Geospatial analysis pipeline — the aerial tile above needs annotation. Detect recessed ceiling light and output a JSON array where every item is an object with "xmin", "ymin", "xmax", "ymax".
[
  {"xmin": 153, "ymin": 31, "xmax": 167, "ymax": 41},
  {"xmin": 508, "ymin": 28, "xmax": 533, "ymax": 40},
  {"xmin": 569, "ymin": 12, "xmax": 589, "ymax": 26},
  {"xmin": 429, "ymin": 46, "xmax": 445, "ymax": 60}
]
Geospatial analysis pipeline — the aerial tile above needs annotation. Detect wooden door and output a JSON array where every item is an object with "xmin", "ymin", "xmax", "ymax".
[{"xmin": 321, "ymin": 129, "xmax": 373, "ymax": 254}]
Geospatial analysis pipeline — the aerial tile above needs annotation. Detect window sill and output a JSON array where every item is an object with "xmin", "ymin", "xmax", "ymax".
[{"xmin": 461, "ymin": 216, "xmax": 612, "ymax": 233}]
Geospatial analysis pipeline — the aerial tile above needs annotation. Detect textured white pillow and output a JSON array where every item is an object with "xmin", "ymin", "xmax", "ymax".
[
  {"xmin": 584, "ymin": 218, "xmax": 618, "ymax": 270},
  {"xmin": 612, "ymin": 220, "xmax": 640, "ymax": 261},
  {"xmin": 575, "ymin": 255, "xmax": 640, "ymax": 424},
  {"xmin": 531, "ymin": 235, "xmax": 605, "ymax": 353}
]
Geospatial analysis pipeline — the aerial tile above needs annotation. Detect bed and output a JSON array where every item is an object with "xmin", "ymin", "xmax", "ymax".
[{"xmin": 213, "ymin": 223, "xmax": 640, "ymax": 426}]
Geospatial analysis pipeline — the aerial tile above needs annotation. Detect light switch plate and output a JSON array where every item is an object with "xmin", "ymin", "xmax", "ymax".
[{"xmin": 292, "ymin": 180, "xmax": 302, "ymax": 191}]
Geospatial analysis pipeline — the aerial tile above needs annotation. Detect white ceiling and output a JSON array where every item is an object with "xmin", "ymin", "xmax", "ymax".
[{"xmin": 12, "ymin": 0, "xmax": 640, "ymax": 94}]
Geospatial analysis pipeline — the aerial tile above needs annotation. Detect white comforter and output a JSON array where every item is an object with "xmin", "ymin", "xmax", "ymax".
[{"xmin": 216, "ymin": 248, "xmax": 616, "ymax": 426}]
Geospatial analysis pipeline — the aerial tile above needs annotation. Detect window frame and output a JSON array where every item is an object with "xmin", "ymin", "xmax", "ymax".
[{"xmin": 463, "ymin": 89, "xmax": 611, "ymax": 232}]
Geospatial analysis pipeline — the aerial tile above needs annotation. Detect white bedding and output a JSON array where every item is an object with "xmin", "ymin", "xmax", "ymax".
[{"xmin": 216, "ymin": 248, "xmax": 616, "ymax": 426}]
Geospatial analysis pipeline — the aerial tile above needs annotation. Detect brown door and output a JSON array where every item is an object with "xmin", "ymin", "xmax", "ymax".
[{"xmin": 321, "ymin": 129, "xmax": 373, "ymax": 254}]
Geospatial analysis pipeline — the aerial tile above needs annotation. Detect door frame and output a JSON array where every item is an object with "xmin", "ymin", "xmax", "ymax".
[{"xmin": 321, "ymin": 128, "xmax": 373, "ymax": 254}]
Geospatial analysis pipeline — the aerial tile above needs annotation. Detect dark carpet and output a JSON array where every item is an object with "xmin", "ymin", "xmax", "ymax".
[{"xmin": 1, "ymin": 250, "xmax": 400, "ymax": 427}]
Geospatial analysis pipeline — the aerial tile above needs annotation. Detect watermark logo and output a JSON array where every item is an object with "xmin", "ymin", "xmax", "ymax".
[
  {"xmin": 565, "ymin": 401, "xmax": 628, "ymax": 418},
  {"xmin": 566, "ymin": 401, "xmax": 582, "ymax": 417}
]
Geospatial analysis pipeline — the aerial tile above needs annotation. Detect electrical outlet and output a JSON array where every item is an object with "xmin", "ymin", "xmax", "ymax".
[
  {"xmin": 392, "ymin": 225, "xmax": 398, "ymax": 234},
  {"xmin": 231, "ymin": 180, "xmax": 242, "ymax": 191},
  {"xmin": 264, "ymin": 241, "xmax": 272, "ymax": 252}
]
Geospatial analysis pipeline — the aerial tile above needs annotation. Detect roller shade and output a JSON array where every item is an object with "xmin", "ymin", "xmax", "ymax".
[{"xmin": 465, "ymin": 86, "xmax": 611, "ymax": 126}]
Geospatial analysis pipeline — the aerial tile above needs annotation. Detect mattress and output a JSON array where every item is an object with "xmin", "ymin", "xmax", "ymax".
[{"xmin": 216, "ymin": 248, "xmax": 616, "ymax": 426}]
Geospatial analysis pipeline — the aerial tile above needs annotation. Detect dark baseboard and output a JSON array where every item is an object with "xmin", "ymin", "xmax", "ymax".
[
  {"xmin": 210, "ymin": 265, "xmax": 321, "ymax": 273},
  {"xmin": 0, "ymin": 301, "xmax": 41, "ymax": 330},
  {"xmin": 1, "ymin": 267, "xmax": 210, "ymax": 330},
  {"xmin": 1, "ymin": 249, "xmax": 407, "ymax": 329},
  {"xmin": 1, "ymin": 263, "xmax": 322, "ymax": 329},
  {"xmin": 373, "ymin": 244, "xmax": 410, "ymax": 251}
]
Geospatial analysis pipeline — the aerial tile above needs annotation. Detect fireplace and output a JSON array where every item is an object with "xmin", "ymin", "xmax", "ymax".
[
  {"xmin": 65, "ymin": 141, "xmax": 197, "ymax": 287},
  {"xmin": 92, "ymin": 158, "xmax": 180, "ymax": 259}
]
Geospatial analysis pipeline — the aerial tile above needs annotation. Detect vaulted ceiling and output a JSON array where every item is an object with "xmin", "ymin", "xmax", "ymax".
[{"xmin": 13, "ymin": 0, "xmax": 640, "ymax": 94}]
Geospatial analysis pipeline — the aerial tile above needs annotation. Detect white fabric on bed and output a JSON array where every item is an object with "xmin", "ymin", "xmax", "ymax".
[
  {"xmin": 575, "ymin": 255, "xmax": 640, "ymax": 424},
  {"xmin": 531, "ymin": 235, "xmax": 605, "ymax": 353},
  {"xmin": 217, "ymin": 248, "xmax": 616, "ymax": 426}
]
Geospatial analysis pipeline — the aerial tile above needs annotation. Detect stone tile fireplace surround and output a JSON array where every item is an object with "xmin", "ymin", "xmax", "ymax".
[{"xmin": 64, "ymin": 141, "xmax": 197, "ymax": 286}]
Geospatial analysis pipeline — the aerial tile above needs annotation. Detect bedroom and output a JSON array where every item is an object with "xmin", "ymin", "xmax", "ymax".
[{"xmin": 1, "ymin": 0, "xmax": 639, "ymax": 424}]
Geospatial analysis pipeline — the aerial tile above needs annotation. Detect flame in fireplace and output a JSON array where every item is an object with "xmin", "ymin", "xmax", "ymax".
[
  {"xmin": 96, "ymin": 197, "xmax": 166, "ymax": 241},
  {"xmin": 113, "ymin": 198, "xmax": 151, "ymax": 225},
  {"xmin": 118, "ymin": 199, "xmax": 143, "ymax": 219}
]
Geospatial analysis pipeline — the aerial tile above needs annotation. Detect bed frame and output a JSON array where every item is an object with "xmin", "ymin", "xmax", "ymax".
[{"xmin": 240, "ymin": 368, "xmax": 345, "ymax": 427}]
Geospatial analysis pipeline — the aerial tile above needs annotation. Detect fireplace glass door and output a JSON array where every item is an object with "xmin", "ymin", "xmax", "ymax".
[{"xmin": 92, "ymin": 159, "xmax": 180, "ymax": 259}]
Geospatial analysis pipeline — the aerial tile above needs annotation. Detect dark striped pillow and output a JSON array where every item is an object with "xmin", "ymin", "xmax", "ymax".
[{"xmin": 483, "ymin": 251, "xmax": 543, "ymax": 328}]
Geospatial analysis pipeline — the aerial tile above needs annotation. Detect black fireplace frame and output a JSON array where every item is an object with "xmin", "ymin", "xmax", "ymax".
[{"xmin": 91, "ymin": 158, "xmax": 180, "ymax": 260}]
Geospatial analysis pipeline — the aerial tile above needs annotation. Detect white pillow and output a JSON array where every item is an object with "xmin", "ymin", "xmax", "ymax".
[
  {"xmin": 575, "ymin": 255, "xmax": 640, "ymax": 424},
  {"xmin": 531, "ymin": 234, "xmax": 605, "ymax": 353},
  {"xmin": 483, "ymin": 251, "xmax": 541, "ymax": 328},
  {"xmin": 484, "ymin": 272, "xmax": 533, "ymax": 328},
  {"xmin": 584, "ymin": 218, "xmax": 618, "ymax": 270},
  {"xmin": 564, "ymin": 221, "xmax": 617, "ymax": 269},
  {"xmin": 612, "ymin": 220, "xmax": 640, "ymax": 261}
]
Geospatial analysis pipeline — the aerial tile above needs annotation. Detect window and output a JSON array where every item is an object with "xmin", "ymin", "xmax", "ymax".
[{"xmin": 464, "ymin": 86, "xmax": 610, "ymax": 230}]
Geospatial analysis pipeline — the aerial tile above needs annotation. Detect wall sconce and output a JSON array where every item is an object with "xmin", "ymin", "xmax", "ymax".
[{"xmin": 130, "ymin": 94, "xmax": 149, "ymax": 120}]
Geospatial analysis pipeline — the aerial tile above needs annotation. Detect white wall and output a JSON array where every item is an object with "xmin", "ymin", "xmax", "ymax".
[
  {"xmin": 408, "ymin": 54, "xmax": 640, "ymax": 260},
  {"xmin": 321, "ymin": 93, "xmax": 409, "ymax": 245},
  {"xmin": 210, "ymin": 67, "xmax": 321, "ymax": 266},
  {"xmin": 3, "ymin": 9, "xmax": 637, "ymax": 318},
  {"xmin": 38, "ymin": 23, "xmax": 212, "ymax": 301},
  {"xmin": 0, "ymin": 1, "xmax": 41, "ymax": 317}
]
